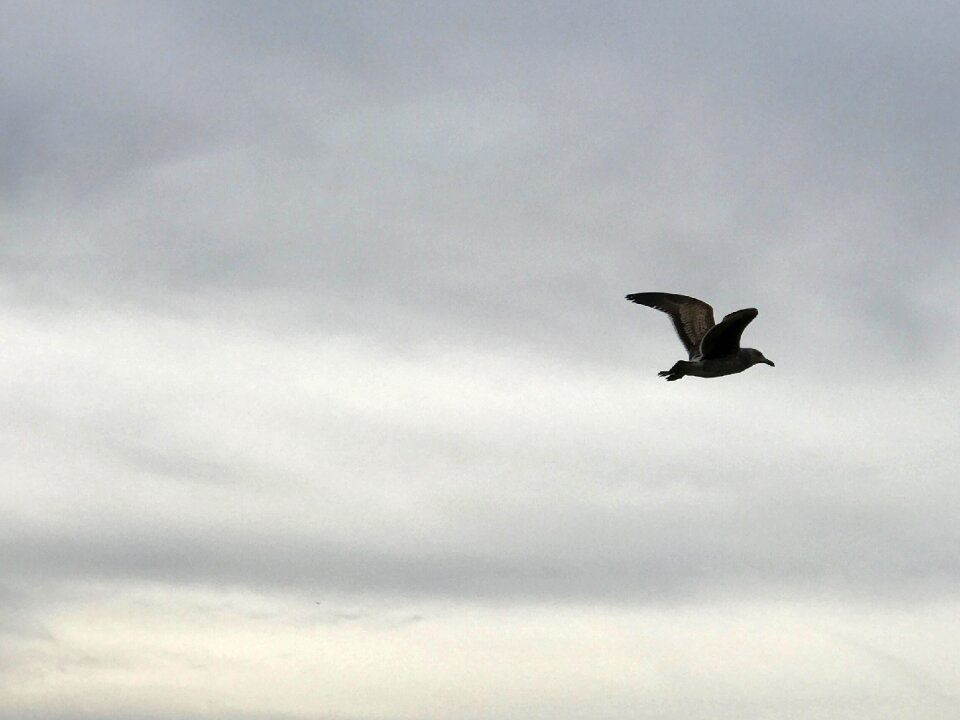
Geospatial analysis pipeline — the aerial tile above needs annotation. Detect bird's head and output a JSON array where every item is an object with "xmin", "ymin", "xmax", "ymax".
[{"xmin": 744, "ymin": 348, "xmax": 775, "ymax": 367}]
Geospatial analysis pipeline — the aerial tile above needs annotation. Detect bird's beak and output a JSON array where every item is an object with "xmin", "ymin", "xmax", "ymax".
[{"xmin": 764, "ymin": 359, "xmax": 775, "ymax": 367}]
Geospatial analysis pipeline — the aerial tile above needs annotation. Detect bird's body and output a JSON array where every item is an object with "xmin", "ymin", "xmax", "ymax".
[{"xmin": 625, "ymin": 292, "xmax": 774, "ymax": 381}]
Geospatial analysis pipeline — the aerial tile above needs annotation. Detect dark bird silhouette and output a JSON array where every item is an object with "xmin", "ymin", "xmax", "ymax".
[{"xmin": 626, "ymin": 292, "xmax": 774, "ymax": 381}]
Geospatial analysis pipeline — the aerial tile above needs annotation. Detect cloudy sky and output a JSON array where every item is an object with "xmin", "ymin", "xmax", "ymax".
[{"xmin": 2, "ymin": 2, "xmax": 960, "ymax": 718}]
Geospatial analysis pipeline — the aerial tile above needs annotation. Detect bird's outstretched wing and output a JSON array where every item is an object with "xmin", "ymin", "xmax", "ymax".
[
  {"xmin": 625, "ymin": 292, "xmax": 715, "ymax": 360},
  {"xmin": 699, "ymin": 308, "xmax": 758, "ymax": 359}
]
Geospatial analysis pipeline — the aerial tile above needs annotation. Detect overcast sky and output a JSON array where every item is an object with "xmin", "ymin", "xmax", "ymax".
[{"xmin": 2, "ymin": 2, "xmax": 960, "ymax": 719}]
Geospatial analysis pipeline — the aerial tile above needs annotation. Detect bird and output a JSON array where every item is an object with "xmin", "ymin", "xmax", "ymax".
[{"xmin": 625, "ymin": 292, "xmax": 774, "ymax": 381}]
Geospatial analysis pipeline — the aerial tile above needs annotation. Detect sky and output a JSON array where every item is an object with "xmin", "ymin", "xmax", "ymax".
[{"xmin": 2, "ymin": 1, "xmax": 960, "ymax": 718}]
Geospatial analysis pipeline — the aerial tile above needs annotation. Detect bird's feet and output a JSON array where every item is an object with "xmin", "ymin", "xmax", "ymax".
[{"xmin": 658, "ymin": 369, "xmax": 684, "ymax": 381}]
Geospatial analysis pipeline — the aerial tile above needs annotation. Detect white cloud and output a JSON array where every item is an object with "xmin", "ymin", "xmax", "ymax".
[{"xmin": 3, "ymin": 587, "xmax": 959, "ymax": 720}]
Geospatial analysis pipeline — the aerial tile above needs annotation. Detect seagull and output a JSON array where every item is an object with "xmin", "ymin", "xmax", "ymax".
[{"xmin": 625, "ymin": 292, "xmax": 774, "ymax": 381}]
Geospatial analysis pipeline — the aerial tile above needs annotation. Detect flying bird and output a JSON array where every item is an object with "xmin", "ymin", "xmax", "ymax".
[{"xmin": 625, "ymin": 292, "xmax": 774, "ymax": 381}]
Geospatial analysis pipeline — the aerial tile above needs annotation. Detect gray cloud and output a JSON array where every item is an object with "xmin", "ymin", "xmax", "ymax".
[{"xmin": 4, "ymin": 2, "xmax": 958, "ymax": 355}]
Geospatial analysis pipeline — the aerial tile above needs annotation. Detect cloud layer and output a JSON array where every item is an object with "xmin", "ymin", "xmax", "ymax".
[{"xmin": 2, "ymin": 2, "xmax": 959, "ymax": 718}]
